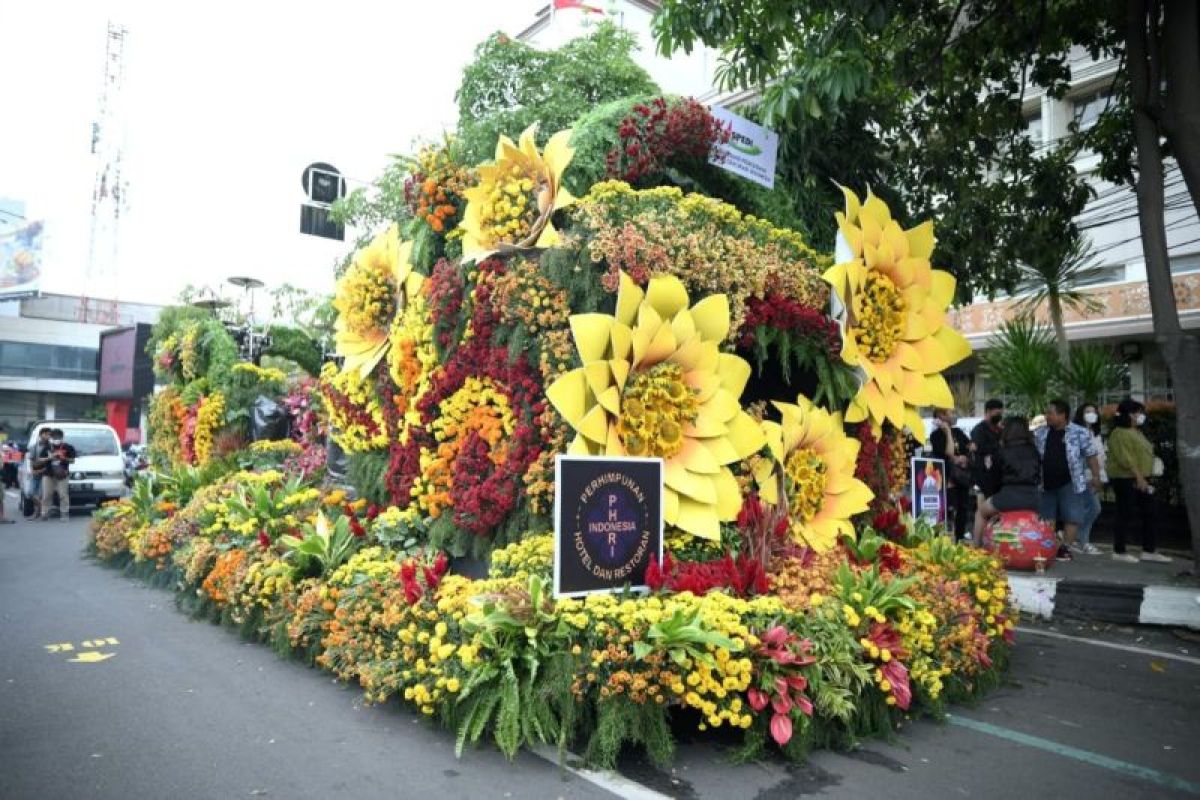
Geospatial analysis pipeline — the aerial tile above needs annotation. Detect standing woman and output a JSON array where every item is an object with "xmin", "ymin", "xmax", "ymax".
[
  {"xmin": 1070, "ymin": 402, "xmax": 1105, "ymax": 555},
  {"xmin": 1106, "ymin": 399, "xmax": 1171, "ymax": 563}
]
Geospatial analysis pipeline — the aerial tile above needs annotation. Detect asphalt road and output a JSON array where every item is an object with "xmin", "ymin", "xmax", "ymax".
[{"xmin": 2, "ymin": 506, "xmax": 1198, "ymax": 799}]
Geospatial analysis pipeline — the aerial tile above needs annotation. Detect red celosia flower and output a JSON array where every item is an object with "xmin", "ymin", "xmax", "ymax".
[
  {"xmin": 881, "ymin": 660, "xmax": 912, "ymax": 710},
  {"xmin": 258, "ymin": 530, "xmax": 271, "ymax": 550}
]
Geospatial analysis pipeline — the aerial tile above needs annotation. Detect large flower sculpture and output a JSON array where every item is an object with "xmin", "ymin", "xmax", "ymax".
[
  {"xmin": 333, "ymin": 226, "xmax": 424, "ymax": 378},
  {"xmin": 547, "ymin": 272, "xmax": 764, "ymax": 540},
  {"xmin": 824, "ymin": 188, "xmax": 971, "ymax": 434},
  {"xmin": 753, "ymin": 395, "xmax": 874, "ymax": 551},
  {"xmin": 460, "ymin": 125, "xmax": 576, "ymax": 261}
]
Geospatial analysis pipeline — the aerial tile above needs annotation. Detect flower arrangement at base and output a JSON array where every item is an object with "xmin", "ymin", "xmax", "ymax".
[
  {"xmin": 824, "ymin": 187, "xmax": 971, "ymax": 434},
  {"xmin": 547, "ymin": 271, "xmax": 764, "ymax": 540}
]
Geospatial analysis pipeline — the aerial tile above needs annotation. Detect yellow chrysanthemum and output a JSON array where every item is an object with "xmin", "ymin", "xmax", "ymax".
[
  {"xmin": 333, "ymin": 226, "xmax": 424, "ymax": 378},
  {"xmin": 460, "ymin": 124, "xmax": 575, "ymax": 262},
  {"xmin": 753, "ymin": 395, "xmax": 874, "ymax": 551},
  {"xmin": 546, "ymin": 272, "xmax": 765, "ymax": 540},
  {"xmin": 824, "ymin": 187, "xmax": 972, "ymax": 434}
]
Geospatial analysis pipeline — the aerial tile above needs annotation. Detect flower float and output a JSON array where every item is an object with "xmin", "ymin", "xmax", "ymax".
[
  {"xmin": 460, "ymin": 125, "xmax": 576, "ymax": 261},
  {"xmin": 755, "ymin": 395, "xmax": 874, "ymax": 551},
  {"xmin": 334, "ymin": 225, "xmax": 425, "ymax": 378},
  {"xmin": 824, "ymin": 187, "xmax": 971, "ymax": 433},
  {"xmin": 547, "ymin": 271, "xmax": 764, "ymax": 540}
]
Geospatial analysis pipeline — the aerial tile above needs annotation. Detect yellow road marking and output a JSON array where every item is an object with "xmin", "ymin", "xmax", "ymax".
[
  {"xmin": 69, "ymin": 652, "xmax": 116, "ymax": 664},
  {"xmin": 44, "ymin": 643, "xmax": 74, "ymax": 653}
]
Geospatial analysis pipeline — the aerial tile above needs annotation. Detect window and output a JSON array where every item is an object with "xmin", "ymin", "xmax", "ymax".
[
  {"xmin": 1073, "ymin": 88, "xmax": 1113, "ymax": 131},
  {"xmin": 1024, "ymin": 112, "xmax": 1043, "ymax": 146},
  {"xmin": 58, "ymin": 427, "xmax": 119, "ymax": 456},
  {"xmin": 1170, "ymin": 254, "xmax": 1200, "ymax": 275},
  {"xmin": 1073, "ymin": 264, "xmax": 1126, "ymax": 287},
  {"xmin": 0, "ymin": 341, "xmax": 98, "ymax": 381}
]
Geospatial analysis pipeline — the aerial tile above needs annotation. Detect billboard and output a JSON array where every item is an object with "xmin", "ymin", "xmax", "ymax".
[
  {"xmin": 0, "ymin": 214, "xmax": 43, "ymax": 302},
  {"xmin": 708, "ymin": 107, "xmax": 780, "ymax": 189},
  {"xmin": 98, "ymin": 324, "xmax": 154, "ymax": 401}
]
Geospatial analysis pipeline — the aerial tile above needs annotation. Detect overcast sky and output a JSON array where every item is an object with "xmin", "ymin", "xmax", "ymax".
[{"xmin": 0, "ymin": 1, "xmax": 531, "ymax": 305}]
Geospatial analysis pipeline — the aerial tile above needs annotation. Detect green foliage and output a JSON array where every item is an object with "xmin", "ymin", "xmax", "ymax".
[
  {"xmin": 632, "ymin": 607, "xmax": 742, "ymax": 667},
  {"xmin": 979, "ymin": 316, "xmax": 1062, "ymax": 415},
  {"xmin": 265, "ymin": 326, "xmax": 324, "ymax": 376},
  {"xmin": 455, "ymin": 22, "xmax": 659, "ymax": 165},
  {"xmin": 329, "ymin": 154, "xmax": 415, "ymax": 244},
  {"xmin": 455, "ymin": 575, "xmax": 575, "ymax": 759},
  {"xmin": 746, "ymin": 325, "xmax": 859, "ymax": 409},
  {"xmin": 346, "ymin": 452, "xmax": 390, "ymax": 507},
  {"xmin": 1061, "ymin": 344, "xmax": 1125, "ymax": 404},
  {"xmin": 280, "ymin": 513, "xmax": 361, "ymax": 579},
  {"xmin": 652, "ymin": 0, "xmax": 1110, "ymax": 298}
]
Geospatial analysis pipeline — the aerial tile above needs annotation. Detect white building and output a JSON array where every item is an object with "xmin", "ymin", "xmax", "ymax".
[{"xmin": 0, "ymin": 293, "xmax": 162, "ymax": 438}]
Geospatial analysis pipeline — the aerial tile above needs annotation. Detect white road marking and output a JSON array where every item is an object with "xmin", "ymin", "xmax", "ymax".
[
  {"xmin": 1016, "ymin": 625, "xmax": 1200, "ymax": 665},
  {"xmin": 529, "ymin": 744, "xmax": 672, "ymax": 800}
]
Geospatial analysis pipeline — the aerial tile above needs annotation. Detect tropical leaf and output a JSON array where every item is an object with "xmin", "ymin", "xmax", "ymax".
[
  {"xmin": 1062, "ymin": 344, "xmax": 1126, "ymax": 404},
  {"xmin": 979, "ymin": 315, "xmax": 1061, "ymax": 414}
]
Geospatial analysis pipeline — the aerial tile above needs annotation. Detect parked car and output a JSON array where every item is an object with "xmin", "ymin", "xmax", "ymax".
[{"xmin": 18, "ymin": 421, "xmax": 126, "ymax": 516}]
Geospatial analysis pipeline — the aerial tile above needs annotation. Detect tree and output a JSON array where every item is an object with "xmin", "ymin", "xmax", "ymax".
[
  {"xmin": 454, "ymin": 22, "xmax": 659, "ymax": 165},
  {"xmin": 1012, "ymin": 233, "xmax": 1103, "ymax": 364},
  {"xmin": 654, "ymin": 0, "xmax": 1200, "ymax": 568}
]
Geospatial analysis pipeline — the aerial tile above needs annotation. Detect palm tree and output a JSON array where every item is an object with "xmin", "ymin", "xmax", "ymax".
[
  {"xmin": 979, "ymin": 316, "xmax": 1061, "ymax": 415},
  {"xmin": 1013, "ymin": 232, "xmax": 1103, "ymax": 365}
]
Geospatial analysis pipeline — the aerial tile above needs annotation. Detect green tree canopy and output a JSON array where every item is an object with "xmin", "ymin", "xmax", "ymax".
[{"xmin": 455, "ymin": 21, "xmax": 660, "ymax": 165}]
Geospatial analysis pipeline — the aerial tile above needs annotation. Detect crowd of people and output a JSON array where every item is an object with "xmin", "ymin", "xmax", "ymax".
[{"xmin": 928, "ymin": 398, "xmax": 1170, "ymax": 563}]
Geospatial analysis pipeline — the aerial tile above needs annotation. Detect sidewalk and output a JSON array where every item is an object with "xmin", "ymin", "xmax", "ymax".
[{"xmin": 1008, "ymin": 546, "xmax": 1200, "ymax": 630}]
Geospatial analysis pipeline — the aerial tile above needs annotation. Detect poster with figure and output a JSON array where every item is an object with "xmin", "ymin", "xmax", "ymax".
[
  {"xmin": 554, "ymin": 455, "xmax": 663, "ymax": 598},
  {"xmin": 0, "ymin": 218, "xmax": 43, "ymax": 302},
  {"xmin": 911, "ymin": 457, "xmax": 947, "ymax": 528}
]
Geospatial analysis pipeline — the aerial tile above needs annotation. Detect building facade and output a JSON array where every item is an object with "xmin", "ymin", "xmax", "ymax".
[
  {"xmin": 0, "ymin": 293, "xmax": 162, "ymax": 440},
  {"xmin": 948, "ymin": 48, "xmax": 1200, "ymax": 411}
]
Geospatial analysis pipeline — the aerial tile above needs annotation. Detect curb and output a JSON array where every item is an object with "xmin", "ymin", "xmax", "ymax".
[{"xmin": 1009, "ymin": 574, "xmax": 1200, "ymax": 630}]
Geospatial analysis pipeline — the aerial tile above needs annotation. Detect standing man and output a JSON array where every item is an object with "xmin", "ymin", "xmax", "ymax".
[
  {"xmin": 1034, "ymin": 400, "xmax": 1102, "ymax": 561},
  {"xmin": 930, "ymin": 408, "xmax": 972, "ymax": 540},
  {"xmin": 40, "ymin": 428, "xmax": 75, "ymax": 522},
  {"xmin": 27, "ymin": 427, "xmax": 53, "ymax": 520},
  {"xmin": 970, "ymin": 399, "xmax": 1005, "ymax": 539}
]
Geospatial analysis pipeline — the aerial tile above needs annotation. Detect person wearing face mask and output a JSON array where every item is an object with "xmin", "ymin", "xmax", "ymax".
[
  {"xmin": 1106, "ymin": 399, "xmax": 1170, "ymax": 563},
  {"xmin": 1034, "ymin": 399, "xmax": 1102, "ymax": 562},
  {"xmin": 1070, "ymin": 402, "xmax": 1106, "ymax": 555},
  {"xmin": 970, "ymin": 399, "xmax": 1005, "ymax": 539}
]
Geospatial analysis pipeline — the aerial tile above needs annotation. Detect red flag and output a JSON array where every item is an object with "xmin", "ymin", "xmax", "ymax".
[{"xmin": 554, "ymin": 0, "xmax": 604, "ymax": 13}]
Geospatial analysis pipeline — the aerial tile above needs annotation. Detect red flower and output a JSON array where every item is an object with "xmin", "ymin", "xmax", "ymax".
[
  {"xmin": 257, "ymin": 530, "xmax": 271, "ymax": 550},
  {"xmin": 747, "ymin": 687, "xmax": 769, "ymax": 712},
  {"xmin": 881, "ymin": 660, "xmax": 912, "ymax": 710}
]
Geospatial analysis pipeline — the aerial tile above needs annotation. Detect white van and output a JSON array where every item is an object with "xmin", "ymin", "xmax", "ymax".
[{"xmin": 18, "ymin": 421, "xmax": 126, "ymax": 516}]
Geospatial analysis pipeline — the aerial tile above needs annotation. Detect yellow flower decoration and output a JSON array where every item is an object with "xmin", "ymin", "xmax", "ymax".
[
  {"xmin": 546, "ymin": 272, "xmax": 765, "ymax": 541},
  {"xmin": 753, "ymin": 395, "xmax": 874, "ymax": 551},
  {"xmin": 333, "ymin": 225, "xmax": 424, "ymax": 378},
  {"xmin": 824, "ymin": 187, "xmax": 971, "ymax": 434},
  {"xmin": 460, "ymin": 124, "xmax": 576, "ymax": 262}
]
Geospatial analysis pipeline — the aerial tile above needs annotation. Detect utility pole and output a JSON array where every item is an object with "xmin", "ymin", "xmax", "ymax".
[{"xmin": 83, "ymin": 21, "xmax": 128, "ymax": 326}]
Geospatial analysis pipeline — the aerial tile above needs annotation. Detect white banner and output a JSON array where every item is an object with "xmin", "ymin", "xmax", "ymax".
[{"xmin": 708, "ymin": 106, "xmax": 779, "ymax": 189}]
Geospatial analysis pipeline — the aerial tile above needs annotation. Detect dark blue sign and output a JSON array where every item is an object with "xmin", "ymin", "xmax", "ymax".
[{"xmin": 554, "ymin": 456, "xmax": 663, "ymax": 597}]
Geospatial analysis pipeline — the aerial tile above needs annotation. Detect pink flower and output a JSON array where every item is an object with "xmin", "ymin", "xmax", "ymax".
[
  {"xmin": 747, "ymin": 688, "xmax": 769, "ymax": 712},
  {"xmin": 769, "ymin": 713, "xmax": 793, "ymax": 746}
]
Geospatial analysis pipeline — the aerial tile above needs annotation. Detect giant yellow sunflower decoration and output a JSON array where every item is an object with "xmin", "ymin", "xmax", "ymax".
[
  {"xmin": 824, "ymin": 187, "xmax": 971, "ymax": 434},
  {"xmin": 460, "ymin": 125, "xmax": 575, "ymax": 262},
  {"xmin": 333, "ymin": 226, "xmax": 424, "ymax": 378},
  {"xmin": 753, "ymin": 395, "xmax": 874, "ymax": 551},
  {"xmin": 546, "ymin": 272, "xmax": 764, "ymax": 540}
]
